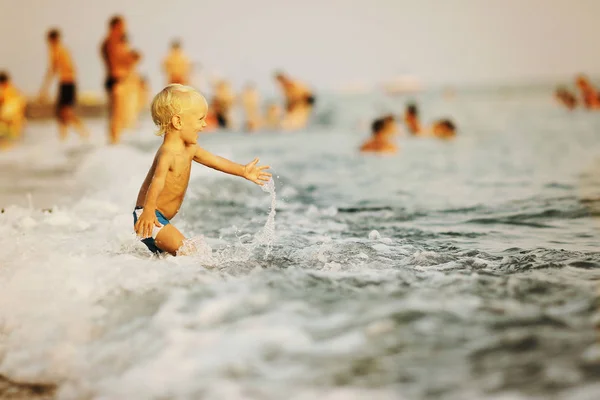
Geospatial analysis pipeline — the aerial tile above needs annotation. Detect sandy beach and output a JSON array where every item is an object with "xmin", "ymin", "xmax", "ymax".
[{"xmin": 0, "ymin": 375, "xmax": 55, "ymax": 400}]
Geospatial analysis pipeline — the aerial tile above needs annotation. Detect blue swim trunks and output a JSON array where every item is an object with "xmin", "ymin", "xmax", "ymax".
[{"xmin": 133, "ymin": 206, "xmax": 170, "ymax": 254}]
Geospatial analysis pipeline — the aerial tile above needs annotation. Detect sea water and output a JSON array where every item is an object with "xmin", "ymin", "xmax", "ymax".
[{"xmin": 0, "ymin": 88, "xmax": 600, "ymax": 399}]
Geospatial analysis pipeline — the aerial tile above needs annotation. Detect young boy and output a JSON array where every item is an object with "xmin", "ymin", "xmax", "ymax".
[
  {"xmin": 360, "ymin": 115, "xmax": 398, "ymax": 154},
  {"xmin": 39, "ymin": 29, "xmax": 89, "ymax": 141},
  {"xmin": 133, "ymin": 84, "xmax": 271, "ymax": 256}
]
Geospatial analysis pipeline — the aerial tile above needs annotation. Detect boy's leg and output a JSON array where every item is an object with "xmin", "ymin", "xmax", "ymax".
[{"xmin": 154, "ymin": 224, "xmax": 186, "ymax": 256}]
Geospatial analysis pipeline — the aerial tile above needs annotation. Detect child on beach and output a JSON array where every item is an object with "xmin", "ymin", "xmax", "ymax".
[{"xmin": 133, "ymin": 84, "xmax": 271, "ymax": 255}]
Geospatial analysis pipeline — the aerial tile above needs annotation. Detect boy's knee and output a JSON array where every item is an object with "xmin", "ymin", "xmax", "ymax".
[{"xmin": 154, "ymin": 225, "xmax": 185, "ymax": 255}]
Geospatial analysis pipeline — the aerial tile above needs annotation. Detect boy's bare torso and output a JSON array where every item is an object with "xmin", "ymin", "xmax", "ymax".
[{"xmin": 136, "ymin": 144, "xmax": 196, "ymax": 219}]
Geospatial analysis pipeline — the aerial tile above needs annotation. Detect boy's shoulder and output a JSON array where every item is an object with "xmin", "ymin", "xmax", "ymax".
[
  {"xmin": 157, "ymin": 141, "xmax": 199, "ymax": 157},
  {"xmin": 155, "ymin": 143, "xmax": 172, "ymax": 158}
]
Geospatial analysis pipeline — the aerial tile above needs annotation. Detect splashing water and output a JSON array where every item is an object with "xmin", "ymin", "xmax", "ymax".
[
  {"xmin": 180, "ymin": 178, "xmax": 277, "ymax": 265},
  {"xmin": 3, "ymin": 92, "xmax": 600, "ymax": 400},
  {"xmin": 177, "ymin": 235, "xmax": 215, "ymax": 262},
  {"xmin": 254, "ymin": 178, "xmax": 277, "ymax": 258}
]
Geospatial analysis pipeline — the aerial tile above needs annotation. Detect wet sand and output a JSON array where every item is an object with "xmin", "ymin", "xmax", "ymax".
[{"xmin": 0, "ymin": 375, "xmax": 55, "ymax": 400}]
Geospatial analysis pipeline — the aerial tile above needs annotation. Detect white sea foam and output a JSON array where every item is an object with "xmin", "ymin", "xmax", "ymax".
[{"xmin": 1, "ymin": 91, "xmax": 600, "ymax": 399}]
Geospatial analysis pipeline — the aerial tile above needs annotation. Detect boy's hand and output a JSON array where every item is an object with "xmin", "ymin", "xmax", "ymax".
[
  {"xmin": 243, "ymin": 158, "xmax": 272, "ymax": 186},
  {"xmin": 134, "ymin": 210, "xmax": 162, "ymax": 239}
]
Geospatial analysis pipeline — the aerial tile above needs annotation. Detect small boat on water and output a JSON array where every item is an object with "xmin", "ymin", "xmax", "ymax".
[{"xmin": 382, "ymin": 74, "xmax": 423, "ymax": 94}]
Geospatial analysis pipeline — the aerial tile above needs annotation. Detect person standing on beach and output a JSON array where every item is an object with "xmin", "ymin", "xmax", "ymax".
[
  {"xmin": 211, "ymin": 80, "xmax": 236, "ymax": 129},
  {"xmin": 241, "ymin": 83, "xmax": 261, "ymax": 131},
  {"xmin": 119, "ymin": 38, "xmax": 144, "ymax": 130},
  {"xmin": 274, "ymin": 71, "xmax": 315, "ymax": 130},
  {"xmin": 0, "ymin": 72, "xmax": 26, "ymax": 147},
  {"xmin": 101, "ymin": 15, "xmax": 136, "ymax": 144},
  {"xmin": 163, "ymin": 40, "xmax": 192, "ymax": 85},
  {"xmin": 39, "ymin": 29, "xmax": 89, "ymax": 142}
]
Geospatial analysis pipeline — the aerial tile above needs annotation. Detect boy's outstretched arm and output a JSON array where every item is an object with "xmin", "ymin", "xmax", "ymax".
[
  {"xmin": 193, "ymin": 146, "xmax": 271, "ymax": 185},
  {"xmin": 134, "ymin": 152, "xmax": 172, "ymax": 238}
]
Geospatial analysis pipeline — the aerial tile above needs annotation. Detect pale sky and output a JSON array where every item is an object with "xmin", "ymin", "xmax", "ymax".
[{"xmin": 0, "ymin": 0, "xmax": 599, "ymax": 95}]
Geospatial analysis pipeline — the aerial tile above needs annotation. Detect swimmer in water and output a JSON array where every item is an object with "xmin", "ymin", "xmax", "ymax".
[
  {"xmin": 431, "ymin": 119, "xmax": 456, "ymax": 139},
  {"xmin": 555, "ymin": 86, "xmax": 577, "ymax": 110},
  {"xmin": 274, "ymin": 71, "xmax": 315, "ymax": 130},
  {"xmin": 163, "ymin": 39, "xmax": 192, "ymax": 85},
  {"xmin": 39, "ymin": 29, "xmax": 89, "ymax": 142},
  {"xmin": 404, "ymin": 104, "xmax": 457, "ymax": 139},
  {"xmin": 404, "ymin": 103, "xmax": 422, "ymax": 135},
  {"xmin": 133, "ymin": 84, "xmax": 271, "ymax": 255},
  {"xmin": 575, "ymin": 75, "xmax": 600, "ymax": 109},
  {"xmin": 360, "ymin": 115, "xmax": 398, "ymax": 154}
]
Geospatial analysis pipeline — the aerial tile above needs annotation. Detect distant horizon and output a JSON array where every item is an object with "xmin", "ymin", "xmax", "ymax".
[
  {"xmin": 1, "ymin": 0, "xmax": 599, "ymax": 97},
  {"xmin": 19, "ymin": 75, "xmax": 587, "ymax": 104}
]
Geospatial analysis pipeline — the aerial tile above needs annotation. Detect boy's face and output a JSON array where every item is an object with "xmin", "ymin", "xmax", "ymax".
[{"xmin": 178, "ymin": 97, "xmax": 208, "ymax": 144}]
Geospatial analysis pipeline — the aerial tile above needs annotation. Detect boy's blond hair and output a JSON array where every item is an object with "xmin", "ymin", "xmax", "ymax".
[{"xmin": 151, "ymin": 84, "xmax": 205, "ymax": 135}]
